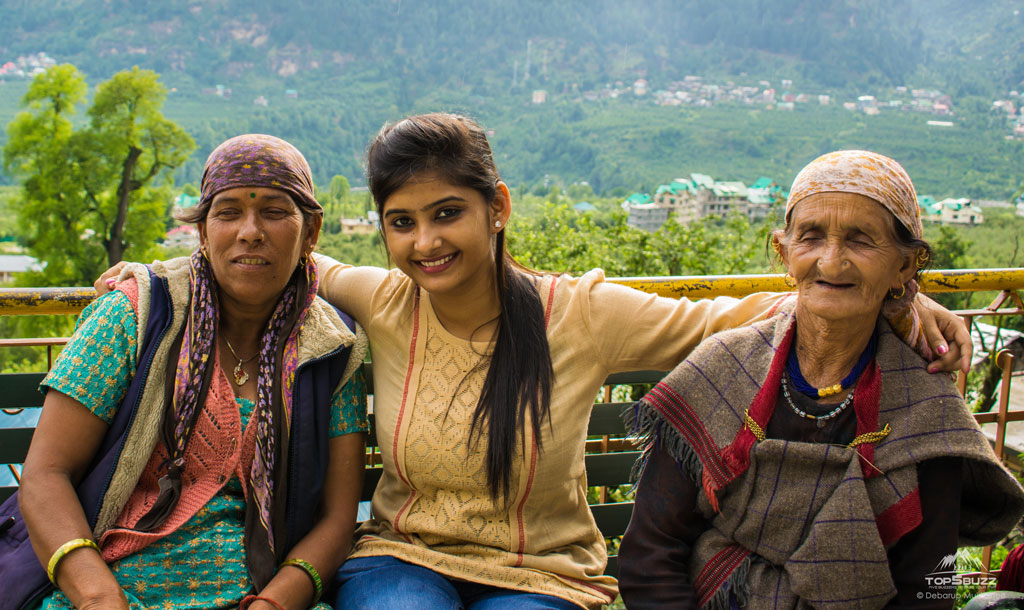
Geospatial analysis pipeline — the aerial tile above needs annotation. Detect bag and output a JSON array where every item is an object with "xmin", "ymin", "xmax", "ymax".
[{"xmin": 0, "ymin": 271, "xmax": 173, "ymax": 610}]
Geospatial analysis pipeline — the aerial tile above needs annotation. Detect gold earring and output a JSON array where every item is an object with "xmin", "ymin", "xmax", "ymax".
[
  {"xmin": 298, "ymin": 251, "xmax": 309, "ymax": 268},
  {"xmin": 915, "ymin": 249, "xmax": 930, "ymax": 270},
  {"xmin": 201, "ymin": 245, "xmax": 209, "ymax": 261},
  {"xmin": 890, "ymin": 283, "xmax": 906, "ymax": 299},
  {"xmin": 784, "ymin": 273, "xmax": 796, "ymax": 287}
]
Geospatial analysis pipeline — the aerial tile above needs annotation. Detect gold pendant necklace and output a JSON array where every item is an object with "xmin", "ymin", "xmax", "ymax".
[{"xmin": 223, "ymin": 336, "xmax": 258, "ymax": 386}]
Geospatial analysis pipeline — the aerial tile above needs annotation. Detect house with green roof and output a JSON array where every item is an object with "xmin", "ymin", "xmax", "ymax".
[
  {"xmin": 936, "ymin": 198, "xmax": 984, "ymax": 225},
  {"xmin": 746, "ymin": 177, "xmax": 786, "ymax": 222},
  {"xmin": 704, "ymin": 180, "xmax": 748, "ymax": 217},
  {"xmin": 690, "ymin": 173, "xmax": 715, "ymax": 189},
  {"xmin": 623, "ymin": 192, "xmax": 652, "ymax": 207},
  {"xmin": 652, "ymin": 179, "xmax": 703, "ymax": 225},
  {"xmin": 919, "ymin": 196, "xmax": 984, "ymax": 225}
]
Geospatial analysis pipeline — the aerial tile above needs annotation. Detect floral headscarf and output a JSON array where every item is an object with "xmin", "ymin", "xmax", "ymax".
[
  {"xmin": 786, "ymin": 149, "xmax": 923, "ymax": 239},
  {"xmin": 200, "ymin": 133, "xmax": 321, "ymax": 214}
]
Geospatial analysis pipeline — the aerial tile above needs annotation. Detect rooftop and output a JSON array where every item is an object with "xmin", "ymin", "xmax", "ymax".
[{"xmin": 0, "ymin": 254, "xmax": 39, "ymax": 274}]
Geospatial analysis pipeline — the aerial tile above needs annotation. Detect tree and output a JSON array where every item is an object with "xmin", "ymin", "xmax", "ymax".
[
  {"xmin": 87, "ymin": 67, "xmax": 195, "ymax": 265},
  {"xmin": 329, "ymin": 174, "xmax": 351, "ymax": 208},
  {"xmin": 3, "ymin": 65, "xmax": 195, "ymax": 285}
]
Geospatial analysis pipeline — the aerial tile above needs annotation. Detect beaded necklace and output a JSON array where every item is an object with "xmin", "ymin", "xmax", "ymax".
[
  {"xmin": 782, "ymin": 372, "xmax": 854, "ymax": 428},
  {"xmin": 786, "ymin": 332, "xmax": 877, "ymax": 399}
]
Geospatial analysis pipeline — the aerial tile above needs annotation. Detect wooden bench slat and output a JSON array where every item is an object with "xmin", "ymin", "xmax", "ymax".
[
  {"xmin": 588, "ymin": 402, "xmax": 631, "ymax": 436},
  {"xmin": 0, "ymin": 372, "xmax": 46, "ymax": 409},
  {"xmin": 0, "ymin": 428, "xmax": 34, "ymax": 464},
  {"xmin": 591, "ymin": 501, "xmax": 633, "ymax": 535},
  {"xmin": 603, "ymin": 370, "xmax": 665, "ymax": 386},
  {"xmin": 585, "ymin": 452, "xmax": 641, "ymax": 487}
]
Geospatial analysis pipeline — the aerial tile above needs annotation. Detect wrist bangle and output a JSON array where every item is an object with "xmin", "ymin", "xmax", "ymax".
[
  {"xmin": 279, "ymin": 557, "xmax": 323, "ymax": 605},
  {"xmin": 47, "ymin": 537, "xmax": 100, "ymax": 585},
  {"xmin": 239, "ymin": 595, "xmax": 286, "ymax": 610}
]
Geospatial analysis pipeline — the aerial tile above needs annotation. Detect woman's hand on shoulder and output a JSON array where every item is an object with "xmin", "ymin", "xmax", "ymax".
[
  {"xmin": 94, "ymin": 261, "xmax": 129, "ymax": 296},
  {"xmin": 915, "ymin": 293, "xmax": 972, "ymax": 375}
]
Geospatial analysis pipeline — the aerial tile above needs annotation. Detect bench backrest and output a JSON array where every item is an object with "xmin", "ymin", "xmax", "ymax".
[{"xmin": 0, "ymin": 365, "xmax": 653, "ymax": 578}]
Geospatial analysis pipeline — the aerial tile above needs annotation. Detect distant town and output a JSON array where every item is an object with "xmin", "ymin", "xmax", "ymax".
[
  {"xmin": 620, "ymin": 173, "xmax": 994, "ymax": 232},
  {"xmin": 533, "ymin": 76, "xmax": 1024, "ymax": 142},
  {"xmin": 5, "ymin": 49, "xmax": 1024, "ymax": 142}
]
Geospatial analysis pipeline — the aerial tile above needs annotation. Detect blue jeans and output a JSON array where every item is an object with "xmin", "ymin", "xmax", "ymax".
[{"xmin": 331, "ymin": 555, "xmax": 582, "ymax": 610}]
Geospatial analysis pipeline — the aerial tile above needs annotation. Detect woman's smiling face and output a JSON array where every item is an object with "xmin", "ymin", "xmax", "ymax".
[
  {"xmin": 200, "ymin": 186, "xmax": 319, "ymax": 314},
  {"xmin": 380, "ymin": 172, "xmax": 508, "ymax": 299},
  {"xmin": 781, "ymin": 191, "xmax": 914, "ymax": 324}
]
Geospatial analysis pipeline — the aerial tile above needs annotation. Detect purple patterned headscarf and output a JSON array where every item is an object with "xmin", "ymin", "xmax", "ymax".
[{"xmin": 200, "ymin": 133, "xmax": 321, "ymax": 214}]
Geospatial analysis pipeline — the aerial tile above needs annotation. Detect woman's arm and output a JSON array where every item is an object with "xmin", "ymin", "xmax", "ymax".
[
  {"xmin": 310, "ymin": 253, "xmax": 388, "ymax": 325},
  {"xmin": 254, "ymin": 432, "xmax": 366, "ymax": 609},
  {"xmin": 19, "ymin": 390, "xmax": 130, "ymax": 610},
  {"xmin": 580, "ymin": 275, "xmax": 969, "ymax": 375},
  {"xmin": 19, "ymin": 289, "xmax": 139, "ymax": 608},
  {"xmin": 619, "ymin": 443, "xmax": 705, "ymax": 610},
  {"xmin": 578, "ymin": 273, "xmax": 788, "ymax": 373}
]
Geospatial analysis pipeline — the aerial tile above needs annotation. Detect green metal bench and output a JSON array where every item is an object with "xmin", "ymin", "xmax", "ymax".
[{"xmin": 0, "ymin": 365, "xmax": 657, "ymax": 578}]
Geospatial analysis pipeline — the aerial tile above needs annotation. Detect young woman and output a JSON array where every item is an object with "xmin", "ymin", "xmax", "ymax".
[{"xmin": 97, "ymin": 116, "xmax": 969, "ymax": 610}]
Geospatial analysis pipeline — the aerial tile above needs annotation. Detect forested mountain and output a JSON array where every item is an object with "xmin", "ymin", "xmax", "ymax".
[
  {"xmin": 0, "ymin": 0, "xmax": 1022, "ymax": 197},
  {"xmin": 0, "ymin": 0, "xmax": 971, "ymax": 91}
]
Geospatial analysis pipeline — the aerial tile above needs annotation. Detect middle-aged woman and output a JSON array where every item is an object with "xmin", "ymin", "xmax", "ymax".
[
  {"xmin": 3, "ymin": 134, "xmax": 369, "ymax": 610},
  {"xmin": 618, "ymin": 150, "xmax": 1024, "ymax": 609}
]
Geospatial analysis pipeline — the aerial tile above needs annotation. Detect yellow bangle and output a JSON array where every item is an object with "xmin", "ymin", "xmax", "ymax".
[
  {"xmin": 279, "ymin": 557, "xmax": 323, "ymax": 605},
  {"xmin": 47, "ymin": 538, "xmax": 100, "ymax": 585}
]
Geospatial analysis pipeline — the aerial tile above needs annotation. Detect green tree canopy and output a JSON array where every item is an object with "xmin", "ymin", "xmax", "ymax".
[
  {"xmin": 329, "ymin": 174, "xmax": 350, "ymax": 206},
  {"xmin": 3, "ymin": 64, "xmax": 195, "ymax": 285}
]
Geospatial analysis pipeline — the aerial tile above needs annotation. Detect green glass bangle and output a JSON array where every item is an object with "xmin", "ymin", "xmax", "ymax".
[
  {"xmin": 47, "ymin": 538, "xmax": 100, "ymax": 585},
  {"xmin": 279, "ymin": 557, "xmax": 323, "ymax": 605}
]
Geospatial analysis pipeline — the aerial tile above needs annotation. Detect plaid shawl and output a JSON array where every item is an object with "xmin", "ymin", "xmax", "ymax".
[{"xmin": 626, "ymin": 306, "xmax": 1024, "ymax": 610}]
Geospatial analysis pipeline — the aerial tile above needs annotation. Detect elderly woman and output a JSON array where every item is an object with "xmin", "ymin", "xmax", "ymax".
[
  {"xmin": 618, "ymin": 150, "xmax": 1024, "ymax": 609},
  {"xmin": 2, "ymin": 135, "xmax": 368, "ymax": 610}
]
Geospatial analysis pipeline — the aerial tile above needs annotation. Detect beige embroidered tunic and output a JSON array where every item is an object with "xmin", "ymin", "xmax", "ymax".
[{"xmin": 318, "ymin": 258, "xmax": 780, "ymax": 608}]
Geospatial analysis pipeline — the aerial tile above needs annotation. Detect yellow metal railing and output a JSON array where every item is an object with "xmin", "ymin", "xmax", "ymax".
[
  {"xmin": 2, "ymin": 268, "xmax": 1023, "ymax": 314},
  {"xmin": 614, "ymin": 267, "xmax": 1024, "ymax": 298}
]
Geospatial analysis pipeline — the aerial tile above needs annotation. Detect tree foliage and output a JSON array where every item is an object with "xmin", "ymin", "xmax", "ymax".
[
  {"xmin": 3, "ymin": 65, "xmax": 194, "ymax": 285},
  {"xmin": 507, "ymin": 202, "xmax": 771, "ymax": 277},
  {"xmin": 329, "ymin": 174, "xmax": 351, "ymax": 205}
]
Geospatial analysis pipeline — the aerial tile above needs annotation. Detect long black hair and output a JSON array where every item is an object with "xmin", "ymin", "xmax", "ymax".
[{"xmin": 367, "ymin": 113, "xmax": 554, "ymax": 501}]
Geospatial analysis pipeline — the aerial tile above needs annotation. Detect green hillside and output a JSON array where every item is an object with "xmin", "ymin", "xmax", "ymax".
[{"xmin": 0, "ymin": 0, "xmax": 1021, "ymax": 198}]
